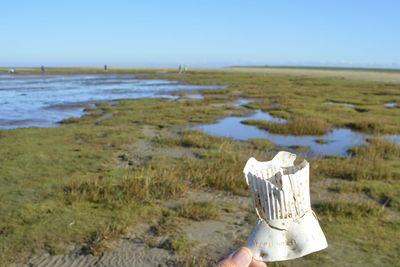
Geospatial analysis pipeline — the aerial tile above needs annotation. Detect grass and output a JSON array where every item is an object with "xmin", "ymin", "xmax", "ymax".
[
  {"xmin": 146, "ymin": 211, "xmax": 196, "ymax": 257},
  {"xmin": 242, "ymin": 116, "xmax": 332, "ymax": 135},
  {"xmin": 327, "ymin": 180, "xmax": 400, "ymax": 211},
  {"xmin": 176, "ymin": 202, "xmax": 219, "ymax": 221},
  {"xmin": 247, "ymin": 138, "xmax": 274, "ymax": 150},
  {"xmin": 315, "ymin": 138, "xmax": 330, "ymax": 144},
  {"xmin": 160, "ymin": 235, "xmax": 194, "ymax": 256},
  {"xmin": 155, "ymin": 129, "xmax": 231, "ymax": 150},
  {"xmin": 229, "ymin": 65, "xmax": 400, "ymax": 73},
  {"xmin": 313, "ymin": 137, "xmax": 400, "ymax": 181},
  {"xmin": 1, "ymin": 68, "xmax": 400, "ymax": 266},
  {"xmin": 63, "ymin": 157, "xmax": 188, "ymax": 204},
  {"xmin": 345, "ymin": 120, "xmax": 384, "ymax": 133},
  {"xmin": 314, "ymin": 200, "xmax": 384, "ymax": 219},
  {"xmin": 176, "ymin": 256, "xmax": 212, "ymax": 267}
]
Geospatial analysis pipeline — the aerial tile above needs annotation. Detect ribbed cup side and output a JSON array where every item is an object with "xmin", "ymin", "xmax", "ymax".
[{"xmin": 247, "ymin": 165, "xmax": 311, "ymax": 221}]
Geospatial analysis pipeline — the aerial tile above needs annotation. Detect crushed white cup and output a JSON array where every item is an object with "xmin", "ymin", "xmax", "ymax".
[{"xmin": 243, "ymin": 151, "xmax": 328, "ymax": 262}]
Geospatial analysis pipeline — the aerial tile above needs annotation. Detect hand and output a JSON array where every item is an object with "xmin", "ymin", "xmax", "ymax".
[{"xmin": 217, "ymin": 247, "xmax": 267, "ymax": 267}]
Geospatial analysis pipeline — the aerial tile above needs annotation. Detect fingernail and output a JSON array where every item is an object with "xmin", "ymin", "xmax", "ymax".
[{"xmin": 231, "ymin": 247, "xmax": 252, "ymax": 266}]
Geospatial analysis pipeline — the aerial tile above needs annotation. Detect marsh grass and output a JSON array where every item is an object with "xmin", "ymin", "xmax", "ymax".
[
  {"xmin": 159, "ymin": 235, "xmax": 194, "ymax": 256},
  {"xmin": 176, "ymin": 202, "xmax": 219, "ymax": 221},
  {"xmin": 247, "ymin": 138, "xmax": 274, "ymax": 150},
  {"xmin": 151, "ymin": 212, "xmax": 182, "ymax": 236},
  {"xmin": 185, "ymin": 150, "xmax": 249, "ymax": 194},
  {"xmin": 314, "ymin": 137, "xmax": 400, "ymax": 181},
  {"xmin": 155, "ymin": 129, "xmax": 237, "ymax": 152},
  {"xmin": 154, "ymin": 129, "xmax": 257, "ymax": 194},
  {"xmin": 349, "ymin": 137, "xmax": 400, "ymax": 159},
  {"xmin": 346, "ymin": 120, "xmax": 384, "ymax": 133},
  {"xmin": 328, "ymin": 180, "xmax": 400, "ymax": 211},
  {"xmin": 242, "ymin": 116, "xmax": 331, "ymax": 135},
  {"xmin": 64, "ymin": 156, "xmax": 189, "ymax": 205},
  {"xmin": 149, "ymin": 211, "xmax": 196, "ymax": 257},
  {"xmin": 314, "ymin": 200, "xmax": 384, "ymax": 220},
  {"xmin": 83, "ymin": 223, "xmax": 126, "ymax": 255},
  {"xmin": 289, "ymin": 144, "xmax": 309, "ymax": 151},
  {"xmin": 176, "ymin": 256, "xmax": 212, "ymax": 267}
]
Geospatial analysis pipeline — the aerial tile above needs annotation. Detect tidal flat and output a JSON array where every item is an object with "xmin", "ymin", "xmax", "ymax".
[
  {"xmin": 1, "ymin": 67, "xmax": 400, "ymax": 266},
  {"xmin": 0, "ymin": 73, "xmax": 221, "ymax": 128}
]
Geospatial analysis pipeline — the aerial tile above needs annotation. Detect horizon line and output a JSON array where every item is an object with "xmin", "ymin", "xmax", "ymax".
[{"xmin": 1, "ymin": 65, "xmax": 400, "ymax": 71}]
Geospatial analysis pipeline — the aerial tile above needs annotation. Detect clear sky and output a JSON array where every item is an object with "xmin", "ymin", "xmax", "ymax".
[{"xmin": 1, "ymin": 0, "xmax": 399, "ymax": 67}]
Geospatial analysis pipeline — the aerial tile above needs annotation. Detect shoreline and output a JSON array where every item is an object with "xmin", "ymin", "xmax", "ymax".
[
  {"xmin": 2, "ymin": 66, "xmax": 400, "ymax": 83},
  {"xmin": 0, "ymin": 73, "xmax": 216, "ymax": 129}
]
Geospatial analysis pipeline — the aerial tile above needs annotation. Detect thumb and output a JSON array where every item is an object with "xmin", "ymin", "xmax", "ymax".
[{"xmin": 217, "ymin": 247, "xmax": 253, "ymax": 267}]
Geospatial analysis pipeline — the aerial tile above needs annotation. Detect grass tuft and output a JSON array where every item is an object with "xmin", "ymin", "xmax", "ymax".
[
  {"xmin": 159, "ymin": 235, "xmax": 194, "ymax": 256},
  {"xmin": 314, "ymin": 201, "xmax": 384, "ymax": 219},
  {"xmin": 346, "ymin": 121, "xmax": 383, "ymax": 133},
  {"xmin": 247, "ymin": 138, "xmax": 274, "ymax": 150},
  {"xmin": 313, "ymin": 138, "xmax": 400, "ymax": 181},
  {"xmin": 176, "ymin": 202, "xmax": 219, "ymax": 221},
  {"xmin": 64, "ymin": 157, "xmax": 188, "ymax": 205},
  {"xmin": 242, "ymin": 116, "xmax": 331, "ymax": 135}
]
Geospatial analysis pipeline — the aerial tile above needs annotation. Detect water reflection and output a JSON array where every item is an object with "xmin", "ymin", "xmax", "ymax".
[
  {"xmin": 249, "ymin": 110, "xmax": 287, "ymax": 123},
  {"xmin": 385, "ymin": 134, "xmax": 400, "ymax": 143},
  {"xmin": 233, "ymin": 98, "xmax": 252, "ymax": 107},
  {"xmin": 0, "ymin": 74, "xmax": 221, "ymax": 129},
  {"xmin": 384, "ymin": 102, "xmax": 398, "ymax": 108}
]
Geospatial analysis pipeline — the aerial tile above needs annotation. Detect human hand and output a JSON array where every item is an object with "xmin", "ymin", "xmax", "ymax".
[{"xmin": 217, "ymin": 247, "xmax": 267, "ymax": 267}]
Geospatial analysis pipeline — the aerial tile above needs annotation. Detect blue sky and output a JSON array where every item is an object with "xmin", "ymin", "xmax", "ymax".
[{"xmin": 1, "ymin": 1, "xmax": 399, "ymax": 67}]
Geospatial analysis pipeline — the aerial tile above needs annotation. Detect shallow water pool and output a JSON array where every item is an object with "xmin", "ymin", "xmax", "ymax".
[
  {"xmin": 195, "ymin": 107, "xmax": 400, "ymax": 156},
  {"xmin": 384, "ymin": 102, "xmax": 398, "ymax": 108}
]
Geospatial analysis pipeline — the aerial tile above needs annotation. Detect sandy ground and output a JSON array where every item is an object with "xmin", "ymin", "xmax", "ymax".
[
  {"xmin": 19, "ymin": 190, "xmax": 251, "ymax": 267},
  {"xmin": 216, "ymin": 67, "xmax": 400, "ymax": 83}
]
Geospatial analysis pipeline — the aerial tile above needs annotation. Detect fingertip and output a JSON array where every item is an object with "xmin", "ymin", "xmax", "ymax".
[
  {"xmin": 231, "ymin": 247, "xmax": 253, "ymax": 266},
  {"xmin": 249, "ymin": 259, "xmax": 267, "ymax": 267}
]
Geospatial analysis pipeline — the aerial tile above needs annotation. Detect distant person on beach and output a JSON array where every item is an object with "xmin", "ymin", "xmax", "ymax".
[
  {"xmin": 178, "ymin": 65, "xmax": 182, "ymax": 74},
  {"xmin": 104, "ymin": 65, "xmax": 108, "ymax": 72},
  {"xmin": 217, "ymin": 247, "xmax": 266, "ymax": 267},
  {"xmin": 41, "ymin": 65, "xmax": 45, "ymax": 73}
]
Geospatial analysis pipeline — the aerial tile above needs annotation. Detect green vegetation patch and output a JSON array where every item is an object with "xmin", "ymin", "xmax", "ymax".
[
  {"xmin": 314, "ymin": 200, "xmax": 384, "ymax": 219},
  {"xmin": 314, "ymin": 138, "xmax": 400, "ymax": 181},
  {"xmin": 242, "ymin": 116, "xmax": 332, "ymax": 135},
  {"xmin": 247, "ymin": 138, "xmax": 274, "ymax": 150},
  {"xmin": 176, "ymin": 202, "xmax": 219, "ymax": 221}
]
